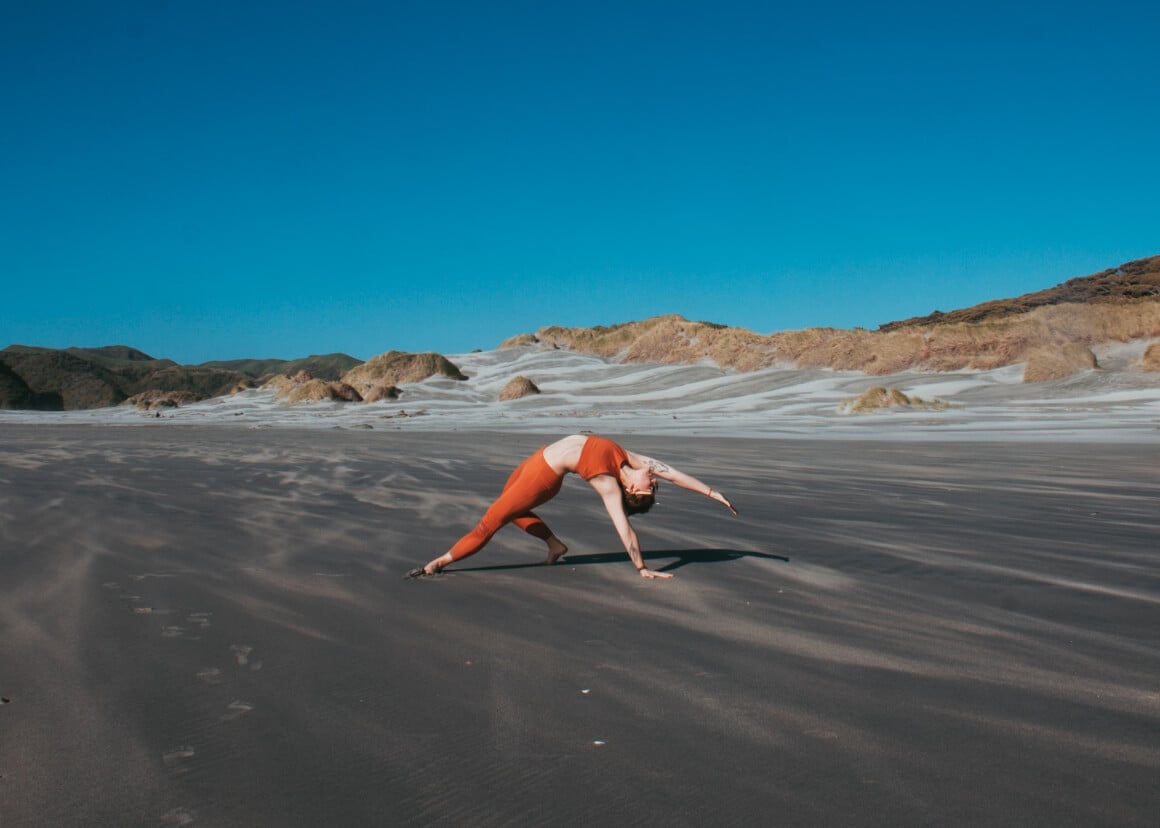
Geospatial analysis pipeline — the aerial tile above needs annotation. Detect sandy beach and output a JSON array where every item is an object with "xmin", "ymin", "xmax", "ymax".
[{"xmin": 1, "ymin": 424, "xmax": 1157, "ymax": 826}]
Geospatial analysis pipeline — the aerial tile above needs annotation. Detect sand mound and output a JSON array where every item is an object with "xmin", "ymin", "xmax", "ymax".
[
  {"xmin": 342, "ymin": 351, "xmax": 467, "ymax": 395},
  {"xmin": 499, "ymin": 376, "xmax": 540, "ymax": 401},
  {"xmin": 839, "ymin": 386, "xmax": 950, "ymax": 415},
  {"xmin": 1022, "ymin": 343, "xmax": 1098, "ymax": 383}
]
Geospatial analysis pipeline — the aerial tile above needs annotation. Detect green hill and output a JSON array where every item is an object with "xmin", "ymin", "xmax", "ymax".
[
  {"xmin": 200, "ymin": 353, "xmax": 363, "ymax": 381},
  {"xmin": 0, "ymin": 345, "xmax": 248, "ymax": 410}
]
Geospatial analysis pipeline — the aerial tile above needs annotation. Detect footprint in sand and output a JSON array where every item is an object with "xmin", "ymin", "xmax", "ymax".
[
  {"xmin": 230, "ymin": 644, "xmax": 262, "ymax": 671},
  {"xmin": 160, "ymin": 805, "xmax": 196, "ymax": 825},
  {"xmin": 161, "ymin": 615, "xmax": 211, "ymax": 640},
  {"xmin": 162, "ymin": 745, "xmax": 196, "ymax": 774},
  {"xmin": 196, "ymin": 667, "xmax": 223, "ymax": 685},
  {"xmin": 129, "ymin": 573, "xmax": 177, "ymax": 582},
  {"xmin": 186, "ymin": 612, "xmax": 212, "ymax": 630},
  {"xmin": 220, "ymin": 700, "xmax": 254, "ymax": 722}
]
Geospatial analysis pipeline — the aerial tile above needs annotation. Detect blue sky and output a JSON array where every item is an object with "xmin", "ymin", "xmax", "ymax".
[{"xmin": 3, "ymin": 1, "xmax": 1158, "ymax": 363}]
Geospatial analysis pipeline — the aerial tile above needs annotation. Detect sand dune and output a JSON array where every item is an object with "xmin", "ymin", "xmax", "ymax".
[{"xmin": 4, "ymin": 341, "xmax": 1157, "ymax": 441}]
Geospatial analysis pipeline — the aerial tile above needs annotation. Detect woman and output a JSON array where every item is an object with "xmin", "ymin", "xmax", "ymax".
[{"xmin": 411, "ymin": 434, "xmax": 737, "ymax": 579}]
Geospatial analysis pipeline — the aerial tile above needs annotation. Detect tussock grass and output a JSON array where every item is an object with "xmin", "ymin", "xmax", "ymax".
[
  {"xmin": 1141, "ymin": 342, "xmax": 1160, "ymax": 372},
  {"xmin": 266, "ymin": 371, "xmax": 363, "ymax": 403},
  {"xmin": 499, "ymin": 375, "xmax": 540, "ymax": 401},
  {"xmin": 839, "ymin": 386, "xmax": 952, "ymax": 415},
  {"xmin": 362, "ymin": 384, "xmax": 401, "ymax": 403},
  {"xmin": 504, "ymin": 315, "xmax": 774, "ymax": 371},
  {"xmin": 1022, "ymin": 343, "xmax": 1098, "ymax": 383},
  {"xmin": 125, "ymin": 390, "xmax": 200, "ymax": 410},
  {"xmin": 498, "ymin": 333, "xmax": 539, "ymax": 349},
  {"xmin": 342, "ymin": 351, "xmax": 467, "ymax": 396}
]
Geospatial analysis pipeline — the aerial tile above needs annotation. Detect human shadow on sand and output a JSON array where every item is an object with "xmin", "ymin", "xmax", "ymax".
[{"xmin": 450, "ymin": 548, "xmax": 789, "ymax": 574}]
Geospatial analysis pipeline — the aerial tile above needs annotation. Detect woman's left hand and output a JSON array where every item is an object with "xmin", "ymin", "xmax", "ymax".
[
  {"xmin": 640, "ymin": 568, "xmax": 674, "ymax": 580},
  {"xmin": 710, "ymin": 489, "xmax": 738, "ymax": 516}
]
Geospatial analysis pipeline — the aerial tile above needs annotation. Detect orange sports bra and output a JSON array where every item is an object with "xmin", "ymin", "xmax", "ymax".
[{"xmin": 575, "ymin": 435, "xmax": 629, "ymax": 480}]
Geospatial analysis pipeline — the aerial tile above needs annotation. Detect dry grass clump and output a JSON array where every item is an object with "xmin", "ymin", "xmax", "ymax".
[
  {"xmin": 499, "ymin": 376, "xmax": 540, "ymax": 401},
  {"xmin": 362, "ymin": 383, "xmax": 401, "ymax": 402},
  {"xmin": 1022, "ymin": 343, "xmax": 1098, "ymax": 383},
  {"xmin": 280, "ymin": 380, "xmax": 362, "ymax": 403},
  {"xmin": 125, "ymin": 390, "xmax": 200, "ymax": 410},
  {"xmin": 1141, "ymin": 342, "xmax": 1160, "ymax": 372},
  {"xmin": 342, "ymin": 351, "xmax": 467, "ymax": 396},
  {"xmin": 839, "ymin": 386, "xmax": 951, "ymax": 415},
  {"xmin": 497, "ymin": 333, "xmax": 539, "ymax": 349},
  {"xmin": 531, "ymin": 319, "xmax": 656, "ymax": 359},
  {"xmin": 508, "ymin": 315, "xmax": 776, "ymax": 371},
  {"xmin": 266, "ymin": 370, "xmax": 363, "ymax": 403}
]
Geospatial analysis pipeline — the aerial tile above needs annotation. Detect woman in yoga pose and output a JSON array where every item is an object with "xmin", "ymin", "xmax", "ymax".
[{"xmin": 413, "ymin": 434, "xmax": 737, "ymax": 579}]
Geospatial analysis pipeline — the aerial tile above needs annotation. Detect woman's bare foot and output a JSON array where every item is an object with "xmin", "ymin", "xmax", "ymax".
[{"xmin": 544, "ymin": 536, "xmax": 568, "ymax": 565}]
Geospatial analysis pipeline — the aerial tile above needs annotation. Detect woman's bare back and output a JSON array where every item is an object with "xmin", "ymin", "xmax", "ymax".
[{"xmin": 541, "ymin": 434, "xmax": 590, "ymax": 475}]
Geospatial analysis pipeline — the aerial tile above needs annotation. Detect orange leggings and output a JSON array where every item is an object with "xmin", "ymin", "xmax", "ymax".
[{"xmin": 447, "ymin": 449, "xmax": 563, "ymax": 561}]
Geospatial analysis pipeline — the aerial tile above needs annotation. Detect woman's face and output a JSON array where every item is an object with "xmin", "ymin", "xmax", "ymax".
[{"xmin": 621, "ymin": 466, "xmax": 656, "ymax": 496}]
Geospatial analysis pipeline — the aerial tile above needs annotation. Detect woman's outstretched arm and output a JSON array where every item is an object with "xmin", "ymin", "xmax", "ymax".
[
  {"xmin": 590, "ymin": 476, "xmax": 674, "ymax": 579},
  {"xmin": 628, "ymin": 452, "xmax": 738, "ymax": 515}
]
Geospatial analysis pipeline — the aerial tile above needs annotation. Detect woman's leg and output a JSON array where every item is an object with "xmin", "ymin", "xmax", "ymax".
[
  {"xmin": 512, "ymin": 512, "xmax": 568, "ymax": 564},
  {"xmin": 423, "ymin": 451, "xmax": 563, "ymax": 573}
]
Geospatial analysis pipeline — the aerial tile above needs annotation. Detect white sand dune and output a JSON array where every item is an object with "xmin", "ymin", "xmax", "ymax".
[{"xmin": 3, "ymin": 344, "xmax": 1158, "ymax": 440}]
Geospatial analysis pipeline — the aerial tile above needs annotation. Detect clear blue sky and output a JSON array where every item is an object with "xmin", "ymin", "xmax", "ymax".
[{"xmin": 3, "ymin": 1, "xmax": 1158, "ymax": 363}]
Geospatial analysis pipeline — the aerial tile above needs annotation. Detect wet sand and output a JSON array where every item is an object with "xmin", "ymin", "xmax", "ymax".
[{"xmin": 1, "ymin": 426, "xmax": 1158, "ymax": 826}]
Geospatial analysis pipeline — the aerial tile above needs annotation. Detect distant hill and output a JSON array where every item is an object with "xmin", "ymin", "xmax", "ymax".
[
  {"xmin": 0, "ymin": 345, "xmax": 445, "ymax": 411},
  {"xmin": 502, "ymin": 255, "xmax": 1160, "ymax": 381},
  {"xmin": 200, "ymin": 353, "xmax": 363, "ymax": 382},
  {"xmin": 0, "ymin": 359, "xmax": 62, "ymax": 410},
  {"xmin": 0, "ymin": 345, "xmax": 250, "ymax": 410},
  {"xmin": 879, "ymin": 255, "xmax": 1160, "ymax": 330}
]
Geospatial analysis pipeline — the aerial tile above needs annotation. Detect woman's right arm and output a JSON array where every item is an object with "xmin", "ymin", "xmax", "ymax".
[{"xmin": 591, "ymin": 477, "xmax": 673, "ymax": 579}]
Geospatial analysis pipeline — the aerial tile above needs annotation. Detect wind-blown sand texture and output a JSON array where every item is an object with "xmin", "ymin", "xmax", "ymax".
[{"xmin": 1, "ymin": 426, "xmax": 1157, "ymax": 826}]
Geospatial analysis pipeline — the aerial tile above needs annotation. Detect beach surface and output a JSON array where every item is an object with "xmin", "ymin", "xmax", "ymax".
[{"xmin": 1, "ymin": 425, "xmax": 1158, "ymax": 826}]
